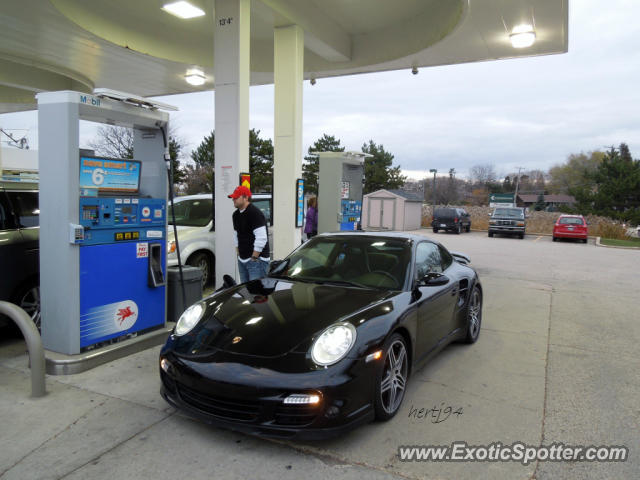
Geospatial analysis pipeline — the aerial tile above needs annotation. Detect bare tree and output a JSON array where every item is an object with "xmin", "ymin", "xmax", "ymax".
[
  {"xmin": 181, "ymin": 164, "xmax": 214, "ymax": 195},
  {"xmin": 469, "ymin": 163, "xmax": 497, "ymax": 186},
  {"xmin": 88, "ymin": 126, "xmax": 134, "ymax": 159},
  {"xmin": 530, "ymin": 169, "xmax": 547, "ymax": 192},
  {"xmin": 87, "ymin": 125, "xmax": 186, "ymax": 184}
]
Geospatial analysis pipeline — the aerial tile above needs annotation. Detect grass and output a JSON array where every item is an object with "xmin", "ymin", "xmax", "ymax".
[{"xmin": 599, "ymin": 237, "xmax": 640, "ymax": 248}]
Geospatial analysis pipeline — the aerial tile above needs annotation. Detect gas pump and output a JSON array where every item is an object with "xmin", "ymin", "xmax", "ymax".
[
  {"xmin": 317, "ymin": 151, "xmax": 369, "ymax": 234},
  {"xmin": 76, "ymin": 157, "xmax": 166, "ymax": 349},
  {"xmin": 36, "ymin": 90, "xmax": 176, "ymax": 359}
]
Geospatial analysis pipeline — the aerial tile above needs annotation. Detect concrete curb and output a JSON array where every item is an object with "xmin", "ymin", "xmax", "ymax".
[
  {"xmin": 595, "ymin": 236, "xmax": 640, "ymax": 250},
  {"xmin": 46, "ymin": 324, "xmax": 174, "ymax": 375}
]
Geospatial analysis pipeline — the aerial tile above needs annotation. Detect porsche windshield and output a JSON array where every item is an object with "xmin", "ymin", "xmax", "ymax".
[
  {"xmin": 271, "ymin": 236, "xmax": 411, "ymax": 290},
  {"xmin": 493, "ymin": 208, "xmax": 524, "ymax": 218}
]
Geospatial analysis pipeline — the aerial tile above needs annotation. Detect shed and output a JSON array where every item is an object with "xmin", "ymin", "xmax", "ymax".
[{"xmin": 362, "ymin": 189, "xmax": 423, "ymax": 231}]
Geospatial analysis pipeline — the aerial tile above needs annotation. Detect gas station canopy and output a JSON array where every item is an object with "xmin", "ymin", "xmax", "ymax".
[{"xmin": 0, "ymin": 0, "xmax": 567, "ymax": 113}]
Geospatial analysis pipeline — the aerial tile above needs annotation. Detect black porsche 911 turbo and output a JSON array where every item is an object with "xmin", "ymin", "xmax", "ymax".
[{"xmin": 159, "ymin": 232, "xmax": 482, "ymax": 439}]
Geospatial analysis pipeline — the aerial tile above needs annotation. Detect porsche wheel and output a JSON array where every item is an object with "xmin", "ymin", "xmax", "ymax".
[
  {"xmin": 464, "ymin": 286, "xmax": 482, "ymax": 344},
  {"xmin": 374, "ymin": 334, "xmax": 409, "ymax": 421}
]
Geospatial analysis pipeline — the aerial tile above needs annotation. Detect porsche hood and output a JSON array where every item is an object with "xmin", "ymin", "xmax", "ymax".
[{"xmin": 172, "ymin": 278, "xmax": 396, "ymax": 358}]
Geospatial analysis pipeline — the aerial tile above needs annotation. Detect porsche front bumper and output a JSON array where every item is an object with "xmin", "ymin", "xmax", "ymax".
[{"xmin": 159, "ymin": 350, "xmax": 377, "ymax": 440}]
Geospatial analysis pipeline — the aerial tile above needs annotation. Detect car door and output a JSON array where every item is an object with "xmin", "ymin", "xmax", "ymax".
[
  {"xmin": 0, "ymin": 191, "xmax": 31, "ymax": 301},
  {"xmin": 7, "ymin": 189, "xmax": 40, "ymax": 279},
  {"xmin": 413, "ymin": 241, "xmax": 458, "ymax": 360}
]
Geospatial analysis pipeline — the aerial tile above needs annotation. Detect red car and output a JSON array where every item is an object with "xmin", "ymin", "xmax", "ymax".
[{"xmin": 552, "ymin": 215, "xmax": 588, "ymax": 243}]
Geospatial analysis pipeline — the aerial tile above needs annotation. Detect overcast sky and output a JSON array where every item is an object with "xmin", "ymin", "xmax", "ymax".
[{"xmin": 1, "ymin": 0, "xmax": 639, "ymax": 181}]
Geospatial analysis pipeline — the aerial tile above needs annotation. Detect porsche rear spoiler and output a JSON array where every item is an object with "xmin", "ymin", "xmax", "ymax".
[{"xmin": 451, "ymin": 251, "xmax": 471, "ymax": 265}]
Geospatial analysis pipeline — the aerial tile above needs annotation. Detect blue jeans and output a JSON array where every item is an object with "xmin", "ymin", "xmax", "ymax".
[{"xmin": 238, "ymin": 258, "xmax": 269, "ymax": 283}]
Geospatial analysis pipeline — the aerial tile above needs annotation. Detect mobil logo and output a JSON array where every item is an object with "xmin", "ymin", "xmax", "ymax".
[{"xmin": 114, "ymin": 300, "xmax": 139, "ymax": 330}]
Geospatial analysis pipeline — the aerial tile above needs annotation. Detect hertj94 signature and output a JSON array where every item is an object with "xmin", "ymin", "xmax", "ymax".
[{"xmin": 407, "ymin": 403, "xmax": 464, "ymax": 424}]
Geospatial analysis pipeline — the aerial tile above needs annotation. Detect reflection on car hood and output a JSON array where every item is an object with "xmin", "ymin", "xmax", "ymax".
[{"xmin": 172, "ymin": 278, "xmax": 396, "ymax": 358}]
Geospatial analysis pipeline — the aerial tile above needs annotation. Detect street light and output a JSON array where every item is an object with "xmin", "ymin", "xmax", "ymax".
[{"xmin": 429, "ymin": 169, "xmax": 437, "ymax": 226}]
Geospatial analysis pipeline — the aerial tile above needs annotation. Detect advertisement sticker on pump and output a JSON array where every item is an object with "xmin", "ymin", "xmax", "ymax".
[{"xmin": 137, "ymin": 242, "xmax": 149, "ymax": 258}]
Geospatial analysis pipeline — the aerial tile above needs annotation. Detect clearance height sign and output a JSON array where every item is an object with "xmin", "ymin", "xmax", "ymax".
[{"xmin": 79, "ymin": 157, "xmax": 141, "ymax": 193}]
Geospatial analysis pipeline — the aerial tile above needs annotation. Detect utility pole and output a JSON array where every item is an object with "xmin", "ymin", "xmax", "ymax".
[
  {"xmin": 429, "ymin": 168, "xmax": 437, "ymax": 217},
  {"xmin": 513, "ymin": 166, "xmax": 524, "ymax": 206},
  {"xmin": 0, "ymin": 128, "xmax": 29, "ymax": 149},
  {"xmin": 448, "ymin": 168, "xmax": 456, "ymax": 204}
]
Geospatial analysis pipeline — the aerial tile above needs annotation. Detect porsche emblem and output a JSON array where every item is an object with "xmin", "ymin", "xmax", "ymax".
[{"xmin": 232, "ymin": 336, "xmax": 242, "ymax": 344}]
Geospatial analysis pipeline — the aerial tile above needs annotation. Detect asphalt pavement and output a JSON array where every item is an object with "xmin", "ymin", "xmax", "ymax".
[{"xmin": 1, "ymin": 229, "xmax": 638, "ymax": 480}]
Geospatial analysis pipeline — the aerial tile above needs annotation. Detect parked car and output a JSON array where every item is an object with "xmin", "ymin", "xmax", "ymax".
[
  {"xmin": 488, "ymin": 207, "xmax": 526, "ymax": 239},
  {"xmin": 553, "ymin": 215, "xmax": 588, "ymax": 243},
  {"xmin": 0, "ymin": 181, "xmax": 40, "ymax": 329},
  {"xmin": 167, "ymin": 193, "xmax": 273, "ymax": 287},
  {"xmin": 431, "ymin": 207, "xmax": 471, "ymax": 234},
  {"xmin": 159, "ymin": 231, "xmax": 482, "ymax": 439}
]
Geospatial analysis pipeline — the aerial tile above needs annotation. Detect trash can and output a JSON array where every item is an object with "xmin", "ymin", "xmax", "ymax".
[{"xmin": 167, "ymin": 265, "xmax": 203, "ymax": 324}]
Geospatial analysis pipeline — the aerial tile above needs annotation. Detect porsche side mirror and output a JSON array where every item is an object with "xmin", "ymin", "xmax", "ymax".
[
  {"xmin": 215, "ymin": 274, "xmax": 237, "ymax": 292},
  {"xmin": 421, "ymin": 272, "xmax": 450, "ymax": 287},
  {"xmin": 268, "ymin": 259, "xmax": 288, "ymax": 275}
]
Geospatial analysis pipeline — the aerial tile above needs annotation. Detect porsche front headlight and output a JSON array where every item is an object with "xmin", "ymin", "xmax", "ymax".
[
  {"xmin": 311, "ymin": 323, "xmax": 356, "ymax": 366},
  {"xmin": 175, "ymin": 302, "xmax": 204, "ymax": 336}
]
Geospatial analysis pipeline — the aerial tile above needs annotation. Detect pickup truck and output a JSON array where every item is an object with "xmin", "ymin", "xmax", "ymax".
[{"xmin": 488, "ymin": 207, "xmax": 526, "ymax": 239}]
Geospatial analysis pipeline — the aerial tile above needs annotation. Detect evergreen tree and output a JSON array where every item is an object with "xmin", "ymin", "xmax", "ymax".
[
  {"xmin": 503, "ymin": 176, "xmax": 512, "ymax": 192},
  {"xmin": 248, "ymin": 129, "xmax": 274, "ymax": 193},
  {"xmin": 188, "ymin": 129, "xmax": 274, "ymax": 193},
  {"xmin": 574, "ymin": 143, "xmax": 640, "ymax": 223},
  {"xmin": 361, "ymin": 140, "xmax": 406, "ymax": 194},
  {"xmin": 189, "ymin": 130, "xmax": 215, "ymax": 193}
]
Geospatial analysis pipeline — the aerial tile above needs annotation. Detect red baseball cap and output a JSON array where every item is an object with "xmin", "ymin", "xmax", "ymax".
[{"xmin": 228, "ymin": 185, "xmax": 252, "ymax": 199}]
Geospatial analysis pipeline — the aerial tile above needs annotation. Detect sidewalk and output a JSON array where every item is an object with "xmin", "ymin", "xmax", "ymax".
[{"xmin": 0, "ymin": 335, "xmax": 398, "ymax": 480}]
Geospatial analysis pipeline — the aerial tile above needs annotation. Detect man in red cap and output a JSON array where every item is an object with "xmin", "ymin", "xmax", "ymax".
[{"xmin": 228, "ymin": 185, "xmax": 270, "ymax": 283}]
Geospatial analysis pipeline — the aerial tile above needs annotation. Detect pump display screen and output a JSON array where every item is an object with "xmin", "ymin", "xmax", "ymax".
[
  {"xmin": 82, "ymin": 205, "xmax": 99, "ymax": 221},
  {"xmin": 79, "ymin": 155, "xmax": 141, "ymax": 194}
]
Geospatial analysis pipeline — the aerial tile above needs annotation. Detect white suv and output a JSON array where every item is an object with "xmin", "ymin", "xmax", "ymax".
[{"xmin": 167, "ymin": 193, "xmax": 272, "ymax": 286}]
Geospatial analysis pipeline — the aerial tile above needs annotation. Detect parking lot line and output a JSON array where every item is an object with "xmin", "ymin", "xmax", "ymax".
[{"xmin": 534, "ymin": 236, "xmax": 544, "ymax": 242}]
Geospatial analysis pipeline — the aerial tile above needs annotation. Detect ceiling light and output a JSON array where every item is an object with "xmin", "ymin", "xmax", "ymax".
[
  {"xmin": 185, "ymin": 68, "xmax": 206, "ymax": 86},
  {"xmin": 162, "ymin": 1, "xmax": 205, "ymax": 19},
  {"xmin": 510, "ymin": 24, "xmax": 536, "ymax": 48}
]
